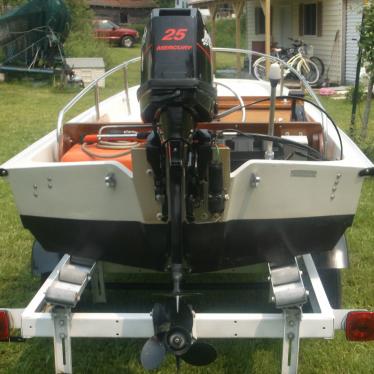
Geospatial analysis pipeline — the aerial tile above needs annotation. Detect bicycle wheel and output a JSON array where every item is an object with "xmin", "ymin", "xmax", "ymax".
[
  {"xmin": 297, "ymin": 58, "xmax": 320, "ymax": 86},
  {"xmin": 252, "ymin": 57, "xmax": 267, "ymax": 81},
  {"xmin": 310, "ymin": 56, "xmax": 325, "ymax": 78}
]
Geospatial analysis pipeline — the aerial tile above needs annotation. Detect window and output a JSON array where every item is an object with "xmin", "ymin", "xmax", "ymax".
[
  {"xmin": 254, "ymin": 7, "xmax": 273, "ymax": 35},
  {"xmin": 304, "ymin": 4, "xmax": 316, "ymax": 35},
  {"xmin": 98, "ymin": 20, "xmax": 117, "ymax": 30},
  {"xmin": 299, "ymin": 2, "xmax": 323, "ymax": 36},
  {"xmin": 255, "ymin": 7, "xmax": 265, "ymax": 34}
]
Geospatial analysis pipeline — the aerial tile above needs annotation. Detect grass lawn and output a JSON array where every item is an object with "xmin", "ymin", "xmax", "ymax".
[{"xmin": 0, "ymin": 46, "xmax": 374, "ymax": 374}]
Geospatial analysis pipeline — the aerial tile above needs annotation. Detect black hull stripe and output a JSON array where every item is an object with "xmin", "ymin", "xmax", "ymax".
[{"xmin": 21, "ymin": 215, "xmax": 354, "ymax": 273}]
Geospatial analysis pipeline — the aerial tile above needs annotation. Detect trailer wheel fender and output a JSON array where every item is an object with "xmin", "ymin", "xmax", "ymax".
[
  {"xmin": 317, "ymin": 268, "xmax": 342, "ymax": 309},
  {"xmin": 312, "ymin": 235, "xmax": 349, "ymax": 270}
]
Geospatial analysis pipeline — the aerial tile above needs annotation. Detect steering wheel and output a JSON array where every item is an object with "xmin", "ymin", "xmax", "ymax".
[{"xmin": 214, "ymin": 81, "xmax": 246, "ymax": 123}]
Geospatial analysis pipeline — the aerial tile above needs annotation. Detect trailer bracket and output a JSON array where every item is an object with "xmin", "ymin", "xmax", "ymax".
[
  {"xmin": 268, "ymin": 258, "xmax": 308, "ymax": 374},
  {"xmin": 53, "ymin": 306, "xmax": 72, "ymax": 374},
  {"xmin": 281, "ymin": 307, "xmax": 302, "ymax": 374}
]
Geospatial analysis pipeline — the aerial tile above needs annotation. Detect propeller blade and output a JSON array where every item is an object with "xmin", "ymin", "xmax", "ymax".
[
  {"xmin": 181, "ymin": 341, "xmax": 217, "ymax": 366},
  {"xmin": 140, "ymin": 336, "xmax": 166, "ymax": 370}
]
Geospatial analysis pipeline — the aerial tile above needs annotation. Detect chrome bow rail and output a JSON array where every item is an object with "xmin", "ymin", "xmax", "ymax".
[
  {"xmin": 56, "ymin": 48, "xmax": 326, "ymax": 150},
  {"xmin": 56, "ymin": 56, "xmax": 141, "ymax": 141}
]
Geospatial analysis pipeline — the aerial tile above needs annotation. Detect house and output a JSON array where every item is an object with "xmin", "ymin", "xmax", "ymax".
[
  {"xmin": 246, "ymin": 0, "xmax": 363, "ymax": 84},
  {"xmin": 88, "ymin": 0, "xmax": 157, "ymax": 24},
  {"xmin": 190, "ymin": 0, "xmax": 364, "ymax": 85}
]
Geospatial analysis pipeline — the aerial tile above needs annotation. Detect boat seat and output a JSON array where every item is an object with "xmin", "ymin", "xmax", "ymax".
[{"xmin": 217, "ymin": 96, "xmax": 293, "ymax": 110}]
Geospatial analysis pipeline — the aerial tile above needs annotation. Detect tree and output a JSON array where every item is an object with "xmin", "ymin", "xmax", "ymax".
[
  {"xmin": 65, "ymin": 0, "xmax": 94, "ymax": 34},
  {"xmin": 63, "ymin": 0, "xmax": 113, "ymax": 67},
  {"xmin": 359, "ymin": 1, "xmax": 374, "ymax": 139},
  {"xmin": 154, "ymin": 0, "xmax": 174, "ymax": 8}
]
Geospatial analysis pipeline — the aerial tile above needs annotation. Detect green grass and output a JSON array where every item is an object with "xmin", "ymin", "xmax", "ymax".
[{"xmin": 0, "ymin": 46, "xmax": 374, "ymax": 373}]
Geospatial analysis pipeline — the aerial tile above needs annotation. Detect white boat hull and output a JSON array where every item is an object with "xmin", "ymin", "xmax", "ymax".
[{"xmin": 1, "ymin": 78, "xmax": 372, "ymax": 272}]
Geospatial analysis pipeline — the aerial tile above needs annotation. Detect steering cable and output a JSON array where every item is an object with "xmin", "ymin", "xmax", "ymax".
[{"xmin": 215, "ymin": 95, "xmax": 343, "ymax": 160}]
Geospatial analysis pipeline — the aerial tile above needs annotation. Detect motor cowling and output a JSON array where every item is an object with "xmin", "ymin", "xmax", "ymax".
[{"xmin": 137, "ymin": 8, "xmax": 216, "ymax": 125}]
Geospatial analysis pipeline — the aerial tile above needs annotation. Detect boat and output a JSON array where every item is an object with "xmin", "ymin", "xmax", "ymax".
[
  {"xmin": 1, "ymin": 8, "xmax": 373, "ymax": 370},
  {"xmin": 1, "ymin": 10, "xmax": 371, "ymax": 271}
]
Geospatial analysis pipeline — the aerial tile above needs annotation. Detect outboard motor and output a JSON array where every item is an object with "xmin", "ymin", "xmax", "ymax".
[
  {"xmin": 138, "ymin": 7, "xmax": 216, "ymax": 131},
  {"xmin": 138, "ymin": 10, "xmax": 219, "ymax": 370}
]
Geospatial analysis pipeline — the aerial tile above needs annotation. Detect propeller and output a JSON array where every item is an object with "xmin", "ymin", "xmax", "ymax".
[
  {"xmin": 140, "ymin": 300, "xmax": 217, "ymax": 371},
  {"xmin": 181, "ymin": 341, "xmax": 217, "ymax": 366},
  {"xmin": 140, "ymin": 336, "xmax": 166, "ymax": 370}
]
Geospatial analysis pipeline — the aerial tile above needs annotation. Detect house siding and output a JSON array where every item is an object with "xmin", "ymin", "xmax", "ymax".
[
  {"xmin": 246, "ymin": 0, "xmax": 343, "ymax": 83},
  {"xmin": 345, "ymin": 0, "xmax": 362, "ymax": 84}
]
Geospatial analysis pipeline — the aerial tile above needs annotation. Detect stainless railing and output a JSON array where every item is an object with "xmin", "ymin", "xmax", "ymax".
[
  {"xmin": 56, "ymin": 56, "xmax": 141, "ymax": 141},
  {"xmin": 56, "ymin": 48, "xmax": 326, "ymax": 153}
]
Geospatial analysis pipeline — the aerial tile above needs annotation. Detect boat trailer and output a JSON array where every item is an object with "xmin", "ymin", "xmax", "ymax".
[{"xmin": 1, "ymin": 253, "xmax": 372, "ymax": 374}]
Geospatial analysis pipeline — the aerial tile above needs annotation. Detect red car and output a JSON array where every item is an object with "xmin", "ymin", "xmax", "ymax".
[{"xmin": 93, "ymin": 19, "xmax": 139, "ymax": 48}]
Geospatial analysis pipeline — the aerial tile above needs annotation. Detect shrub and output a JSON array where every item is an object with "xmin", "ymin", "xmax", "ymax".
[
  {"xmin": 345, "ymin": 84, "xmax": 365, "ymax": 103},
  {"xmin": 119, "ymin": 23, "xmax": 146, "ymax": 38},
  {"xmin": 356, "ymin": 138, "xmax": 374, "ymax": 161}
]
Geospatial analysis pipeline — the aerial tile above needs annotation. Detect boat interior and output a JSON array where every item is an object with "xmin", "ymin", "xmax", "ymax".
[{"xmin": 60, "ymin": 95, "xmax": 326, "ymax": 172}]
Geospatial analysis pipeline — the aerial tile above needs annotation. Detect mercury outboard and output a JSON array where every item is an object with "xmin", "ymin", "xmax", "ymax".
[{"xmin": 137, "ymin": 8, "xmax": 218, "ymax": 370}]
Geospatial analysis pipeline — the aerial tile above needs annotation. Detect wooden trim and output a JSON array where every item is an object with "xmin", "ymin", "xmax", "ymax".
[
  {"xmin": 197, "ymin": 121, "xmax": 322, "ymax": 130},
  {"xmin": 232, "ymin": 0, "xmax": 245, "ymax": 16},
  {"xmin": 62, "ymin": 119, "xmax": 323, "ymax": 155},
  {"xmin": 217, "ymin": 96, "xmax": 292, "ymax": 109}
]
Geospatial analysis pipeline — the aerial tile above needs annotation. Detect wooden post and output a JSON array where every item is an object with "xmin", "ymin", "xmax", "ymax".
[
  {"xmin": 208, "ymin": 3, "xmax": 218, "ymax": 72},
  {"xmin": 265, "ymin": 0, "xmax": 271, "ymax": 77},
  {"xmin": 233, "ymin": 0, "xmax": 245, "ymax": 76}
]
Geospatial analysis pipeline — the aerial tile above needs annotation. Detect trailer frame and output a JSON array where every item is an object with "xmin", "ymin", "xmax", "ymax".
[{"xmin": 2, "ymin": 253, "xmax": 357, "ymax": 374}]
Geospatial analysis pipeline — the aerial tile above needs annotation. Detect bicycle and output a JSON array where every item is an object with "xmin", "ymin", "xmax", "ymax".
[
  {"xmin": 287, "ymin": 38, "xmax": 325, "ymax": 77},
  {"xmin": 253, "ymin": 39, "xmax": 322, "ymax": 86}
]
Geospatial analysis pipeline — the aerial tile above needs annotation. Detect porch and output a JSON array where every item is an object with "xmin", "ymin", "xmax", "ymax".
[{"xmin": 190, "ymin": 0, "xmax": 363, "ymax": 85}]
